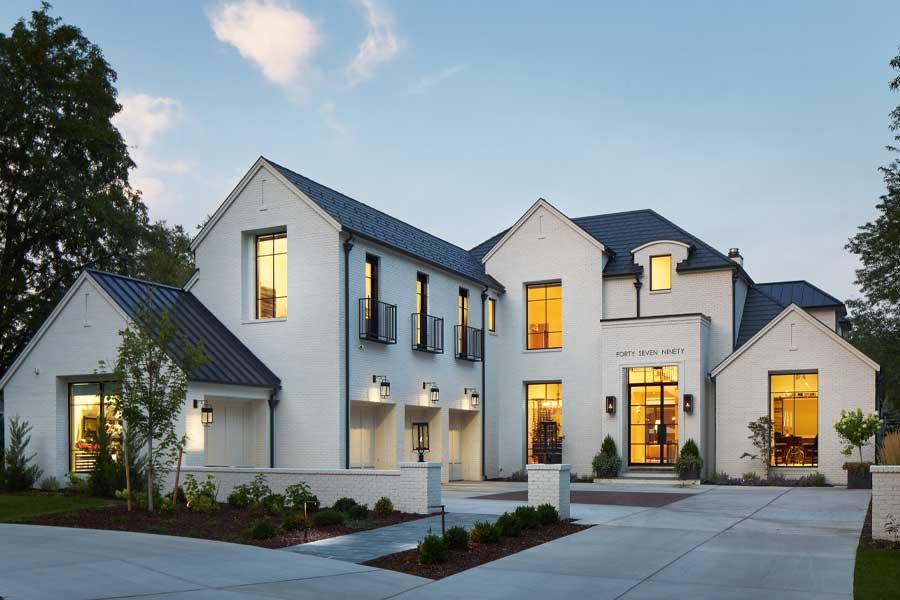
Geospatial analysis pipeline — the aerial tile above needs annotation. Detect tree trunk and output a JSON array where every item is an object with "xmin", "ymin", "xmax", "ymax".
[
  {"xmin": 123, "ymin": 429, "xmax": 133, "ymax": 512},
  {"xmin": 172, "ymin": 447, "xmax": 183, "ymax": 508},
  {"xmin": 147, "ymin": 435, "xmax": 154, "ymax": 512}
]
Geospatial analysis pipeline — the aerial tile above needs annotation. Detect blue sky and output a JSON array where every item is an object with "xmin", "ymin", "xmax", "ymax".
[{"xmin": 3, "ymin": 1, "xmax": 899, "ymax": 300}]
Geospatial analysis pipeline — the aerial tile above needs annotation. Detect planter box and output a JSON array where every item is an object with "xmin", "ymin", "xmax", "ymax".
[
  {"xmin": 845, "ymin": 464, "xmax": 872, "ymax": 489},
  {"xmin": 871, "ymin": 466, "xmax": 900, "ymax": 542},
  {"xmin": 678, "ymin": 464, "xmax": 701, "ymax": 481}
]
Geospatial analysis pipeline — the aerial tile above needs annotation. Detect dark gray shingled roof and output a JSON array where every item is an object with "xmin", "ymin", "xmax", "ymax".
[
  {"xmin": 88, "ymin": 269, "xmax": 280, "ymax": 389},
  {"xmin": 736, "ymin": 280, "xmax": 846, "ymax": 348},
  {"xmin": 470, "ymin": 209, "xmax": 743, "ymax": 278},
  {"xmin": 268, "ymin": 159, "xmax": 501, "ymax": 290}
]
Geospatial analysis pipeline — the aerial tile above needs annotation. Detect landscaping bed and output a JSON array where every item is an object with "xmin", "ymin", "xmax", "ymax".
[
  {"xmin": 17, "ymin": 500, "xmax": 427, "ymax": 548},
  {"xmin": 0, "ymin": 491, "xmax": 114, "ymax": 520},
  {"xmin": 365, "ymin": 505, "xmax": 589, "ymax": 580},
  {"xmin": 855, "ymin": 501, "xmax": 900, "ymax": 599}
]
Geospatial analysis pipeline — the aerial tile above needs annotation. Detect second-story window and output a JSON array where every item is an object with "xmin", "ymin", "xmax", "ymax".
[
  {"xmin": 488, "ymin": 297, "xmax": 496, "ymax": 332},
  {"xmin": 416, "ymin": 272, "xmax": 429, "ymax": 345},
  {"xmin": 527, "ymin": 282, "xmax": 561, "ymax": 349},
  {"xmin": 650, "ymin": 255, "xmax": 672, "ymax": 291},
  {"xmin": 256, "ymin": 232, "xmax": 287, "ymax": 319},
  {"xmin": 458, "ymin": 288, "xmax": 469, "ymax": 354},
  {"xmin": 364, "ymin": 254, "xmax": 380, "ymax": 334}
]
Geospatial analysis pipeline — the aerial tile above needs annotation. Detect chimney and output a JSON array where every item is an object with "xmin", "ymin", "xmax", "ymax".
[{"xmin": 728, "ymin": 247, "xmax": 743, "ymax": 266}]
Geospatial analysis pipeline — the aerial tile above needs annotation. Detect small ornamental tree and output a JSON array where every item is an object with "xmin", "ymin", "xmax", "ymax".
[
  {"xmin": 106, "ymin": 303, "xmax": 205, "ymax": 511},
  {"xmin": 834, "ymin": 409, "xmax": 882, "ymax": 464},
  {"xmin": 740, "ymin": 416, "xmax": 774, "ymax": 479},
  {"xmin": 3, "ymin": 415, "xmax": 43, "ymax": 491}
]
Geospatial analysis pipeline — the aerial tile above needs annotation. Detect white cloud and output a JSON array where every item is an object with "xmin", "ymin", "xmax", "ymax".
[
  {"xmin": 408, "ymin": 64, "xmax": 465, "ymax": 95},
  {"xmin": 209, "ymin": 0, "xmax": 320, "ymax": 88},
  {"xmin": 318, "ymin": 100, "xmax": 347, "ymax": 136},
  {"xmin": 346, "ymin": 0, "xmax": 401, "ymax": 87}
]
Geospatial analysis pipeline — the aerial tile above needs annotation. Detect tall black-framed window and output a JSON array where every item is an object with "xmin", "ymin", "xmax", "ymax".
[
  {"xmin": 770, "ymin": 372, "xmax": 818, "ymax": 467},
  {"xmin": 526, "ymin": 382, "xmax": 563, "ymax": 464},
  {"xmin": 69, "ymin": 382, "xmax": 122, "ymax": 473},
  {"xmin": 256, "ymin": 232, "xmax": 287, "ymax": 319},
  {"xmin": 526, "ymin": 282, "xmax": 562, "ymax": 349},
  {"xmin": 458, "ymin": 288, "xmax": 469, "ymax": 355},
  {"xmin": 488, "ymin": 297, "xmax": 496, "ymax": 332},
  {"xmin": 364, "ymin": 254, "xmax": 380, "ymax": 335},
  {"xmin": 416, "ymin": 272, "xmax": 429, "ymax": 346}
]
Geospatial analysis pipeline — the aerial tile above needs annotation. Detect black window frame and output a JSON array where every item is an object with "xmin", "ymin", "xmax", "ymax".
[
  {"xmin": 488, "ymin": 297, "xmax": 496, "ymax": 332},
  {"xmin": 68, "ymin": 381, "xmax": 121, "ymax": 474},
  {"xmin": 769, "ymin": 370, "xmax": 819, "ymax": 468},
  {"xmin": 525, "ymin": 282, "xmax": 562, "ymax": 350},
  {"xmin": 649, "ymin": 254, "xmax": 672, "ymax": 292},
  {"xmin": 255, "ymin": 231, "xmax": 287, "ymax": 319}
]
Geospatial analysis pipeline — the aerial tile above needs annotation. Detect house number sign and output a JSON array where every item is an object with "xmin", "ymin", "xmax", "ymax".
[{"xmin": 615, "ymin": 347, "xmax": 685, "ymax": 359}]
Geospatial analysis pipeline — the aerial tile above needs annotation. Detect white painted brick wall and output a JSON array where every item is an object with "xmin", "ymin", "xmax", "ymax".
[
  {"xmin": 872, "ymin": 467, "xmax": 900, "ymax": 541},
  {"xmin": 167, "ymin": 462, "xmax": 441, "ymax": 514},
  {"xmin": 527, "ymin": 463, "xmax": 570, "ymax": 519},
  {"xmin": 715, "ymin": 310, "xmax": 877, "ymax": 484}
]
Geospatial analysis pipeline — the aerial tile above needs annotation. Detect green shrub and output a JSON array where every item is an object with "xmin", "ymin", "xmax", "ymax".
[
  {"xmin": 228, "ymin": 474, "xmax": 270, "ymax": 509},
  {"xmin": 262, "ymin": 493, "xmax": 286, "ymax": 515},
  {"xmin": 593, "ymin": 435, "xmax": 623, "ymax": 478},
  {"xmin": 680, "ymin": 438, "xmax": 700, "ymax": 457},
  {"xmin": 312, "ymin": 509, "xmax": 345, "ymax": 527},
  {"xmin": 332, "ymin": 497, "xmax": 358, "ymax": 513},
  {"xmin": 246, "ymin": 517, "xmax": 277, "ymax": 540},
  {"xmin": 600, "ymin": 434, "xmax": 617, "ymax": 455},
  {"xmin": 228, "ymin": 487, "xmax": 251, "ymax": 508},
  {"xmin": 373, "ymin": 496, "xmax": 394, "ymax": 516},
  {"xmin": 67, "ymin": 473, "xmax": 90, "ymax": 495},
  {"xmin": 674, "ymin": 440, "xmax": 704, "ymax": 480},
  {"xmin": 159, "ymin": 497, "xmax": 176, "ymax": 514},
  {"xmin": 39, "ymin": 476, "xmax": 60, "ymax": 492},
  {"xmin": 513, "ymin": 505, "xmax": 540, "ymax": 529},
  {"xmin": 3, "ymin": 416, "xmax": 43, "ymax": 491},
  {"xmin": 417, "ymin": 530, "xmax": 448, "ymax": 564},
  {"xmin": 495, "ymin": 512, "xmax": 523, "ymax": 537},
  {"xmin": 347, "ymin": 503, "xmax": 369, "ymax": 520},
  {"xmin": 797, "ymin": 472, "xmax": 828, "ymax": 487},
  {"xmin": 443, "ymin": 526, "xmax": 469, "ymax": 551},
  {"xmin": 536, "ymin": 503, "xmax": 560, "ymax": 525},
  {"xmin": 282, "ymin": 512, "xmax": 307, "ymax": 531},
  {"xmin": 184, "ymin": 474, "xmax": 218, "ymax": 510},
  {"xmin": 284, "ymin": 481, "xmax": 318, "ymax": 511},
  {"xmin": 190, "ymin": 494, "xmax": 219, "ymax": 514},
  {"xmin": 469, "ymin": 520, "xmax": 501, "ymax": 544},
  {"xmin": 742, "ymin": 471, "xmax": 760, "ymax": 482}
]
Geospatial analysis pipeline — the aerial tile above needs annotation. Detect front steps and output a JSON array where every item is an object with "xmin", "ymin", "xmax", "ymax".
[{"xmin": 594, "ymin": 466, "xmax": 698, "ymax": 485}]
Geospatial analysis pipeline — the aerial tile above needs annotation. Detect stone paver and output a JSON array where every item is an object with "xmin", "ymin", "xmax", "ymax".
[{"xmin": 287, "ymin": 513, "xmax": 496, "ymax": 563}]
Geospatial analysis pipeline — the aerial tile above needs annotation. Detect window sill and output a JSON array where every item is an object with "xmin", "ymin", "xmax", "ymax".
[
  {"xmin": 523, "ymin": 348, "xmax": 562, "ymax": 354},
  {"xmin": 242, "ymin": 318, "xmax": 287, "ymax": 324},
  {"xmin": 649, "ymin": 289, "xmax": 672, "ymax": 295}
]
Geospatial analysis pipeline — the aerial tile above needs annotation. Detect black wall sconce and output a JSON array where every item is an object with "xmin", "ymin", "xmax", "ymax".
[
  {"xmin": 465, "ymin": 387, "xmax": 480, "ymax": 408},
  {"xmin": 372, "ymin": 375, "xmax": 391, "ymax": 399},
  {"xmin": 423, "ymin": 381, "xmax": 439, "ymax": 403},
  {"xmin": 200, "ymin": 399, "xmax": 214, "ymax": 427},
  {"xmin": 412, "ymin": 422, "xmax": 430, "ymax": 462},
  {"xmin": 683, "ymin": 394, "xmax": 694, "ymax": 414},
  {"xmin": 605, "ymin": 396, "xmax": 616, "ymax": 415}
]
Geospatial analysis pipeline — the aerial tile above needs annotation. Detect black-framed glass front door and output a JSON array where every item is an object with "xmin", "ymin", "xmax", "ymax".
[{"xmin": 628, "ymin": 366, "xmax": 678, "ymax": 465}]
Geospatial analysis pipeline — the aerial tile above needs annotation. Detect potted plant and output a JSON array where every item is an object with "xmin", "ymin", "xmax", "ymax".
[
  {"xmin": 675, "ymin": 439, "xmax": 703, "ymax": 480},
  {"xmin": 592, "ymin": 435, "xmax": 622, "ymax": 479},
  {"xmin": 834, "ymin": 409, "xmax": 881, "ymax": 489}
]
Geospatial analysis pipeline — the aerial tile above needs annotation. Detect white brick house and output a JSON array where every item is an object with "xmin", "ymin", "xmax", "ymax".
[{"xmin": 0, "ymin": 157, "xmax": 879, "ymax": 486}]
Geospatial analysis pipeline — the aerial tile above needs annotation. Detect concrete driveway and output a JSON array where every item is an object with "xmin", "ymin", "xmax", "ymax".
[
  {"xmin": 0, "ymin": 523, "xmax": 429, "ymax": 600},
  {"xmin": 400, "ymin": 485, "xmax": 870, "ymax": 600}
]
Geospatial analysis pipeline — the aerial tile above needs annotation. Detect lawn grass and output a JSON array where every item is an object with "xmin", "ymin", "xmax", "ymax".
[
  {"xmin": 855, "ymin": 546, "xmax": 900, "ymax": 599},
  {"xmin": 0, "ymin": 492, "xmax": 112, "ymax": 520}
]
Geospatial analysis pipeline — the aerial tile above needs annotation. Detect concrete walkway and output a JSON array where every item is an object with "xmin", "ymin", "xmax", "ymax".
[
  {"xmin": 0, "ymin": 523, "xmax": 428, "ymax": 600},
  {"xmin": 287, "ymin": 512, "xmax": 496, "ymax": 563},
  {"xmin": 396, "ymin": 485, "xmax": 870, "ymax": 599}
]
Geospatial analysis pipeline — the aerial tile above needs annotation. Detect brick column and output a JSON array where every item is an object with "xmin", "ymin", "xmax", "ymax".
[
  {"xmin": 871, "ymin": 466, "xmax": 900, "ymax": 541},
  {"xmin": 398, "ymin": 462, "xmax": 442, "ymax": 514},
  {"xmin": 527, "ymin": 463, "xmax": 571, "ymax": 520}
]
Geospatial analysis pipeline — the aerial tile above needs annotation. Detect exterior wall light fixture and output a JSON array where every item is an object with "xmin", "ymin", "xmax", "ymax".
[
  {"xmin": 412, "ymin": 422, "xmax": 430, "ymax": 462},
  {"xmin": 605, "ymin": 396, "xmax": 616, "ymax": 415},
  {"xmin": 200, "ymin": 399, "xmax": 214, "ymax": 427},
  {"xmin": 683, "ymin": 394, "xmax": 694, "ymax": 414},
  {"xmin": 423, "ymin": 381, "xmax": 439, "ymax": 403},
  {"xmin": 465, "ymin": 387, "xmax": 480, "ymax": 408},
  {"xmin": 372, "ymin": 375, "xmax": 391, "ymax": 399}
]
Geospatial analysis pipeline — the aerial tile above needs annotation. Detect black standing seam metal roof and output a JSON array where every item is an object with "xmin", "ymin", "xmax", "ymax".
[
  {"xmin": 736, "ymin": 280, "xmax": 847, "ymax": 348},
  {"xmin": 267, "ymin": 159, "xmax": 501, "ymax": 290},
  {"xmin": 88, "ymin": 269, "xmax": 280, "ymax": 389},
  {"xmin": 470, "ymin": 209, "xmax": 746, "ymax": 279}
]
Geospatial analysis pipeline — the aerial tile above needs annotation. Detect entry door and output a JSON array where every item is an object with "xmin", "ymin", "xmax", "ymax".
[
  {"xmin": 205, "ymin": 403, "xmax": 251, "ymax": 467},
  {"xmin": 226, "ymin": 405, "xmax": 246, "ymax": 467},
  {"xmin": 350, "ymin": 404, "xmax": 376, "ymax": 468},
  {"xmin": 629, "ymin": 383, "xmax": 678, "ymax": 465},
  {"xmin": 449, "ymin": 414, "xmax": 463, "ymax": 481}
]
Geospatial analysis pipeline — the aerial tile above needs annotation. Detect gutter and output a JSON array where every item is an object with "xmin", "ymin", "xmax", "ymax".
[
  {"xmin": 268, "ymin": 386, "xmax": 281, "ymax": 467},
  {"xmin": 480, "ymin": 287, "xmax": 488, "ymax": 480},
  {"xmin": 343, "ymin": 233, "xmax": 354, "ymax": 469}
]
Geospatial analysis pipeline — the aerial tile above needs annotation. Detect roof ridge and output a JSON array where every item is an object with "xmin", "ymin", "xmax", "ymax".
[
  {"xmin": 86, "ymin": 268, "xmax": 184, "ymax": 292},
  {"xmin": 572, "ymin": 208, "xmax": 655, "ymax": 219},
  {"xmin": 265, "ymin": 158, "xmax": 480, "ymax": 257}
]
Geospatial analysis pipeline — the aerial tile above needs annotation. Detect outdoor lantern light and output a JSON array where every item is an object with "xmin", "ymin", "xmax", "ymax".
[
  {"xmin": 605, "ymin": 396, "xmax": 616, "ymax": 415},
  {"xmin": 465, "ymin": 387, "xmax": 480, "ymax": 408},
  {"xmin": 200, "ymin": 400, "xmax": 214, "ymax": 427},
  {"xmin": 683, "ymin": 394, "xmax": 694, "ymax": 414},
  {"xmin": 372, "ymin": 375, "xmax": 391, "ymax": 399},
  {"xmin": 423, "ymin": 381, "xmax": 439, "ymax": 403},
  {"xmin": 412, "ymin": 422, "xmax": 430, "ymax": 462}
]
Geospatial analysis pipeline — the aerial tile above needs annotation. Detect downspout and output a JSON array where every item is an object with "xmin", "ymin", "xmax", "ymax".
[
  {"xmin": 343, "ymin": 233, "xmax": 354, "ymax": 469},
  {"xmin": 268, "ymin": 386, "xmax": 280, "ymax": 468},
  {"xmin": 633, "ymin": 277, "xmax": 642, "ymax": 318},
  {"xmin": 480, "ymin": 287, "xmax": 488, "ymax": 480}
]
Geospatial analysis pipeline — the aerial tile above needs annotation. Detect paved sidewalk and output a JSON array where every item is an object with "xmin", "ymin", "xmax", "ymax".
[
  {"xmin": 0, "ymin": 523, "xmax": 429, "ymax": 600},
  {"xmin": 287, "ymin": 513, "xmax": 496, "ymax": 563},
  {"xmin": 396, "ymin": 486, "xmax": 870, "ymax": 600}
]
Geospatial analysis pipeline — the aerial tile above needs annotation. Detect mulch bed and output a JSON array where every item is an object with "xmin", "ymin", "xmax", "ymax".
[
  {"xmin": 364, "ymin": 521, "xmax": 589, "ymax": 579},
  {"xmin": 474, "ymin": 490, "xmax": 686, "ymax": 508},
  {"xmin": 19, "ymin": 502, "xmax": 427, "ymax": 549},
  {"xmin": 859, "ymin": 500, "xmax": 900, "ymax": 552}
]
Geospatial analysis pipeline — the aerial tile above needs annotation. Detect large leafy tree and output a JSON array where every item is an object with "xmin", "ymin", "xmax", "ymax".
[
  {"xmin": 846, "ymin": 48, "xmax": 900, "ymax": 410},
  {"xmin": 0, "ymin": 5, "xmax": 193, "ymax": 378}
]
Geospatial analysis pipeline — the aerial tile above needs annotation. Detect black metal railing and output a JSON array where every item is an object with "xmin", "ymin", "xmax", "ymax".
[
  {"xmin": 411, "ymin": 313, "xmax": 444, "ymax": 353},
  {"xmin": 359, "ymin": 298, "xmax": 397, "ymax": 344},
  {"xmin": 454, "ymin": 325, "xmax": 483, "ymax": 361}
]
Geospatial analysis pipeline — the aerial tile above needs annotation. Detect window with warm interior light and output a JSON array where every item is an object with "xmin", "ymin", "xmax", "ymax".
[
  {"xmin": 526, "ymin": 283, "xmax": 562, "ymax": 349},
  {"xmin": 527, "ymin": 382, "xmax": 563, "ymax": 464},
  {"xmin": 69, "ymin": 382, "xmax": 122, "ymax": 473},
  {"xmin": 415, "ymin": 272, "xmax": 428, "ymax": 346},
  {"xmin": 650, "ymin": 255, "xmax": 671, "ymax": 291},
  {"xmin": 488, "ymin": 297, "xmax": 496, "ymax": 332},
  {"xmin": 771, "ymin": 372, "xmax": 818, "ymax": 467},
  {"xmin": 256, "ymin": 232, "xmax": 287, "ymax": 318}
]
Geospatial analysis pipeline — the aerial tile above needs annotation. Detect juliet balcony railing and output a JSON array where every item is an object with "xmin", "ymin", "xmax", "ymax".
[
  {"xmin": 411, "ymin": 313, "xmax": 444, "ymax": 354},
  {"xmin": 359, "ymin": 298, "xmax": 397, "ymax": 344},
  {"xmin": 454, "ymin": 325, "xmax": 483, "ymax": 362}
]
